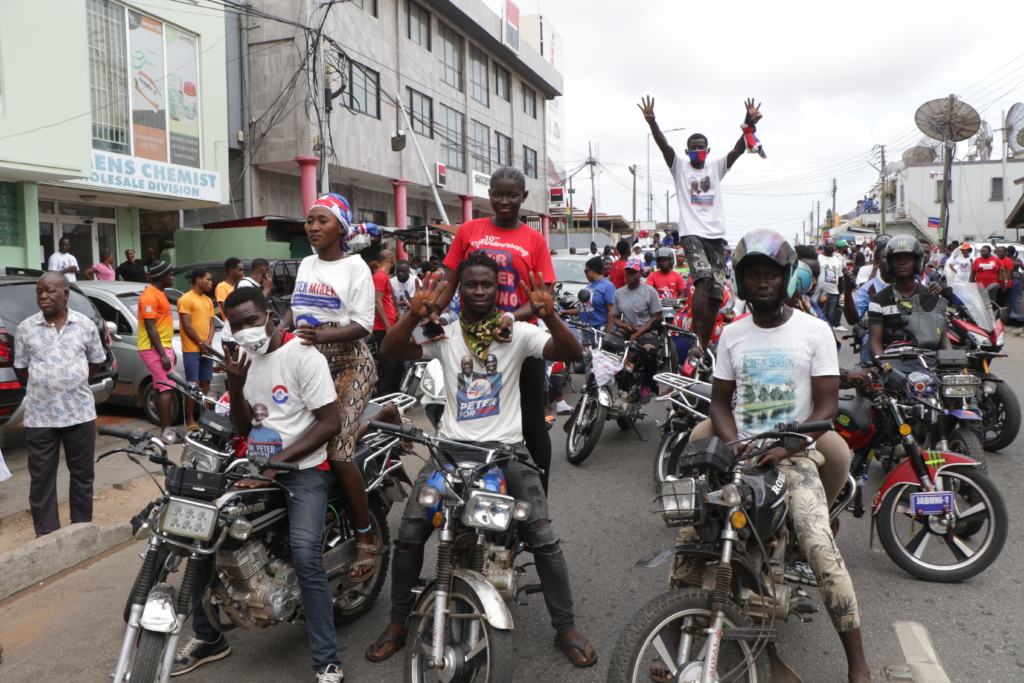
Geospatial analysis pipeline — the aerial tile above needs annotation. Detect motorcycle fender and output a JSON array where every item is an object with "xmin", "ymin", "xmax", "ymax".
[
  {"xmin": 977, "ymin": 373, "xmax": 1003, "ymax": 382},
  {"xmin": 139, "ymin": 582, "xmax": 179, "ymax": 633},
  {"xmin": 416, "ymin": 570, "xmax": 515, "ymax": 630},
  {"xmin": 941, "ymin": 408, "xmax": 981, "ymax": 421},
  {"xmin": 870, "ymin": 452, "xmax": 980, "ymax": 515}
]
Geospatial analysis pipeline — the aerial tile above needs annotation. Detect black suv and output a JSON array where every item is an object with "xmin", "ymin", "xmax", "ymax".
[{"xmin": 0, "ymin": 272, "xmax": 118, "ymax": 427}]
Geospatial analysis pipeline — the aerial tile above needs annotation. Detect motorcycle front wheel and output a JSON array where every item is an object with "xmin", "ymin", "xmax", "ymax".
[
  {"xmin": 606, "ymin": 588, "xmax": 770, "ymax": 683},
  {"xmin": 129, "ymin": 628, "xmax": 167, "ymax": 683},
  {"xmin": 979, "ymin": 382, "xmax": 1021, "ymax": 452},
  {"xmin": 876, "ymin": 467, "xmax": 1007, "ymax": 582},
  {"xmin": 946, "ymin": 428, "xmax": 987, "ymax": 475},
  {"xmin": 405, "ymin": 578, "xmax": 513, "ymax": 683},
  {"xmin": 566, "ymin": 392, "xmax": 606, "ymax": 464}
]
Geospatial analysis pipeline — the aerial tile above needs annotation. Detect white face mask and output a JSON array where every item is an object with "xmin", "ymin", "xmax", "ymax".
[{"xmin": 234, "ymin": 313, "xmax": 272, "ymax": 355}]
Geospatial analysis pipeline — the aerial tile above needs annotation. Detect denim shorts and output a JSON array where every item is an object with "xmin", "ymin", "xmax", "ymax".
[{"xmin": 182, "ymin": 351, "xmax": 213, "ymax": 383}]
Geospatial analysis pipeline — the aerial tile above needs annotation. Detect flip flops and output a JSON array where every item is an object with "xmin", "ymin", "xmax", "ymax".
[
  {"xmin": 365, "ymin": 633, "xmax": 406, "ymax": 663},
  {"xmin": 553, "ymin": 636, "xmax": 598, "ymax": 668}
]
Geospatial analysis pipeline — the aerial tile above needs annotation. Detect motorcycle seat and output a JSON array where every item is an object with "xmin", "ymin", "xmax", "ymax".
[{"xmin": 687, "ymin": 383, "xmax": 712, "ymax": 400}]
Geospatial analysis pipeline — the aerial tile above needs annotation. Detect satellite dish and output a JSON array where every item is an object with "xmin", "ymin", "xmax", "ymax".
[
  {"xmin": 968, "ymin": 120, "xmax": 994, "ymax": 161},
  {"xmin": 903, "ymin": 146, "xmax": 937, "ymax": 164},
  {"xmin": 915, "ymin": 97, "xmax": 982, "ymax": 142},
  {"xmin": 885, "ymin": 160, "xmax": 906, "ymax": 175},
  {"xmin": 1007, "ymin": 103, "xmax": 1024, "ymax": 155}
]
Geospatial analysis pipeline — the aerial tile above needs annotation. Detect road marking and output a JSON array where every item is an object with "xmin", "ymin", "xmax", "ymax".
[{"xmin": 893, "ymin": 621, "xmax": 951, "ymax": 683}]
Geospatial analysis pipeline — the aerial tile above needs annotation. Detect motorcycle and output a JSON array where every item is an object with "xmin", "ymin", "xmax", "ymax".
[
  {"xmin": 833, "ymin": 358, "xmax": 1007, "ymax": 582},
  {"xmin": 946, "ymin": 282, "xmax": 1021, "ymax": 451},
  {"xmin": 420, "ymin": 358, "xmax": 446, "ymax": 432},
  {"xmin": 107, "ymin": 378, "xmax": 414, "ymax": 683},
  {"xmin": 651, "ymin": 371, "xmax": 711, "ymax": 489},
  {"xmin": 398, "ymin": 359, "xmax": 430, "ymax": 397},
  {"xmin": 365, "ymin": 419, "xmax": 544, "ymax": 682},
  {"xmin": 608, "ymin": 421, "xmax": 845, "ymax": 683}
]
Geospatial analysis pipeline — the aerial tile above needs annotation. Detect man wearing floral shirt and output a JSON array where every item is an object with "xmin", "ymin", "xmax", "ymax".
[{"xmin": 14, "ymin": 273, "xmax": 106, "ymax": 537}]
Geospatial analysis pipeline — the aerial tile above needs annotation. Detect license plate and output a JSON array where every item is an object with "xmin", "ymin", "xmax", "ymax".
[{"xmin": 910, "ymin": 491, "xmax": 955, "ymax": 515}]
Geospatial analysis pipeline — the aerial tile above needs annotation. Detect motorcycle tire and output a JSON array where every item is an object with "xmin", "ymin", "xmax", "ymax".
[
  {"xmin": 653, "ymin": 431, "xmax": 690, "ymax": 491},
  {"xmin": 616, "ymin": 417, "xmax": 631, "ymax": 431},
  {"xmin": 606, "ymin": 588, "xmax": 770, "ymax": 683},
  {"xmin": 876, "ymin": 467, "xmax": 1007, "ymax": 583},
  {"xmin": 333, "ymin": 496, "xmax": 392, "ymax": 624},
  {"xmin": 404, "ymin": 578, "xmax": 514, "ymax": 683},
  {"xmin": 980, "ymin": 381, "xmax": 1021, "ymax": 452},
  {"xmin": 946, "ymin": 428, "xmax": 987, "ymax": 475},
  {"xmin": 566, "ymin": 393, "xmax": 606, "ymax": 464},
  {"xmin": 130, "ymin": 628, "xmax": 167, "ymax": 683}
]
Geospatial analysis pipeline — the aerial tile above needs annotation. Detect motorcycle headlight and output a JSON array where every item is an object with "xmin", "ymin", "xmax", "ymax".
[
  {"xmin": 417, "ymin": 485, "xmax": 441, "ymax": 507},
  {"xmin": 656, "ymin": 478, "xmax": 705, "ymax": 527},
  {"xmin": 968, "ymin": 331, "xmax": 990, "ymax": 348},
  {"xmin": 512, "ymin": 501, "xmax": 531, "ymax": 521},
  {"xmin": 983, "ymin": 380, "xmax": 998, "ymax": 395},
  {"xmin": 995, "ymin": 332, "xmax": 1005, "ymax": 347},
  {"xmin": 461, "ymin": 490, "xmax": 515, "ymax": 531},
  {"xmin": 942, "ymin": 385, "xmax": 976, "ymax": 397},
  {"xmin": 158, "ymin": 497, "xmax": 218, "ymax": 541},
  {"xmin": 421, "ymin": 376, "xmax": 435, "ymax": 395}
]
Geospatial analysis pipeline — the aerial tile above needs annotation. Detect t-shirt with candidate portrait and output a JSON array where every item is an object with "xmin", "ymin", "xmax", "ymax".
[
  {"xmin": 817, "ymin": 254, "xmax": 844, "ymax": 296},
  {"xmin": 421, "ymin": 320, "xmax": 549, "ymax": 443},
  {"xmin": 714, "ymin": 310, "xmax": 839, "ymax": 439},
  {"xmin": 247, "ymin": 410, "xmax": 283, "ymax": 460},
  {"xmin": 670, "ymin": 155, "xmax": 730, "ymax": 240},
  {"xmin": 291, "ymin": 254, "xmax": 375, "ymax": 332}
]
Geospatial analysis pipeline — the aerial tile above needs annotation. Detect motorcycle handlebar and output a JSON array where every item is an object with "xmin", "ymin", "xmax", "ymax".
[
  {"xmin": 367, "ymin": 420, "xmax": 423, "ymax": 439},
  {"xmin": 97, "ymin": 425, "xmax": 152, "ymax": 442},
  {"xmin": 248, "ymin": 456, "xmax": 300, "ymax": 472},
  {"xmin": 786, "ymin": 420, "xmax": 834, "ymax": 434}
]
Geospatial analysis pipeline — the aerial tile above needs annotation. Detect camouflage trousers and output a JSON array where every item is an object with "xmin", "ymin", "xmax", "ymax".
[{"xmin": 669, "ymin": 448, "xmax": 861, "ymax": 633}]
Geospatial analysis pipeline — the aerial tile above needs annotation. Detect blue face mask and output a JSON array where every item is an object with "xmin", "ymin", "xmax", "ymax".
[{"xmin": 688, "ymin": 149, "xmax": 708, "ymax": 163}]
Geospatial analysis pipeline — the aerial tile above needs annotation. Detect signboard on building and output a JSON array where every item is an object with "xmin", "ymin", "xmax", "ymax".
[
  {"xmin": 549, "ymin": 187, "xmax": 565, "ymax": 209},
  {"xmin": 62, "ymin": 151, "xmax": 221, "ymax": 203},
  {"xmin": 503, "ymin": 0, "xmax": 520, "ymax": 53},
  {"xmin": 472, "ymin": 171, "xmax": 490, "ymax": 199},
  {"xmin": 437, "ymin": 163, "xmax": 447, "ymax": 187}
]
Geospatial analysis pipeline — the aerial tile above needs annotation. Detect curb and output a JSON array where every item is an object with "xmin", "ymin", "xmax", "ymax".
[{"xmin": 0, "ymin": 522, "xmax": 131, "ymax": 601}]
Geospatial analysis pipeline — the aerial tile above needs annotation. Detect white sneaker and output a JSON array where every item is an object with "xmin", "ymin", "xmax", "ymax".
[
  {"xmin": 834, "ymin": 325, "xmax": 848, "ymax": 332},
  {"xmin": 556, "ymin": 400, "xmax": 573, "ymax": 415},
  {"xmin": 316, "ymin": 664, "xmax": 344, "ymax": 683}
]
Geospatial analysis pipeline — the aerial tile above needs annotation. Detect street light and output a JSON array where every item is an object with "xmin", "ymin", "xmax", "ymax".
[{"xmin": 647, "ymin": 127, "xmax": 685, "ymax": 222}]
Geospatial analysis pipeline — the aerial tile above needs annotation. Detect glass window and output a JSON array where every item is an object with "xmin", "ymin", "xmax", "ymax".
[
  {"xmin": 358, "ymin": 209, "xmax": 387, "ymax": 225},
  {"xmin": 469, "ymin": 46, "xmax": 488, "ymax": 106},
  {"xmin": 87, "ymin": 0, "xmax": 130, "ymax": 155},
  {"xmin": 90, "ymin": 296, "xmax": 133, "ymax": 335},
  {"xmin": 58, "ymin": 203, "xmax": 117, "ymax": 219},
  {"xmin": 38, "ymin": 200, "xmax": 55, "ymax": 215},
  {"xmin": 522, "ymin": 83, "xmax": 537, "ymax": 118},
  {"xmin": 408, "ymin": 215, "xmax": 423, "ymax": 227},
  {"xmin": 438, "ymin": 23, "xmax": 463, "ymax": 90},
  {"xmin": 495, "ymin": 133, "xmax": 512, "ymax": 167},
  {"xmin": 470, "ymin": 120, "xmax": 490, "ymax": 174},
  {"xmin": 408, "ymin": 0, "xmax": 430, "ymax": 49},
  {"xmin": 935, "ymin": 179, "xmax": 953, "ymax": 202},
  {"xmin": 494, "ymin": 64, "xmax": 511, "ymax": 102},
  {"xmin": 552, "ymin": 258, "xmax": 588, "ymax": 284},
  {"xmin": 0, "ymin": 182, "xmax": 19, "ymax": 248},
  {"xmin": 350, "ymin": 0, "xmax": 377, "ymax": 16},
  {"xmin": 523, "ymin": 146, "xmax": 537, "ymax": 178},
  {"xmin": 408, "ymin": 88, "xmax": 433, "ymax": 138},
  {"xmin": 438, "ymin": 105, "xmax": 465, "ymax": 172},
  {"xmin": 349, "ymin": 61, "xmax": 380, "ymax": 119},
  {"xmin": 98, "ymin": 223, "xmax": 117, "ymax": 260},
  {"xmin": 991, "ymin": 177, "xmax": 1004, "ymax": 200}
]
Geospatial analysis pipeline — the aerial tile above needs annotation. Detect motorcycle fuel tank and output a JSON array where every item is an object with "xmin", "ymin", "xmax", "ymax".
[{"xmin": 835, "ymin": 395, "xmax": 876, "ymax": 449}]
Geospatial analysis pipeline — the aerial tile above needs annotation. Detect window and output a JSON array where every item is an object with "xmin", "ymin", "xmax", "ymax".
[
  {"xmin": 350, "ymin": 0, "xmax": 377, "ymax": 16},
  {"xmin": 523, "ymin": 146, "xmax": 537, "ymax": 178},
  {"xmin": 407, "ymin": 88, "xmax": 433, "ymax": 138},
  {"xmin": 495, "ymin": 133, "xmax": 512, "ymax": 167},
  {"xmin": 407, "ymin": 0, "xmax": 430, "ymax": 49},
  {"xmin": 0, "ymin": 182, "xmax": 20, "ymax": 247},
  {"xmin": 469, "ymin": 46, "xmax": 489, "ymax": 106},
  {"xmin": 90, "ymin": 297, "xmax": 132, "ymax": 335},
  {"xmin": 494, "ymin": 64, "xmax": 511, "ymax": 102},
  {"xmin": 522, "ymin": 83, "xmax": 537, "ymax": 118},
  {"xmin": 991, "ymin": 177, "xmax": 1004, "ymax": 201},
  {"xmin": 87, "ymin": 0, "xmax": 130, "ymax": 155},
  {"xmin": 935, "ymin": 179, "xmax": 953, "ymax": 202},
  {"xmin": 438, "ymin": 23, "xmax": 463, "ymax": 90},
  {"xmin": 358, "ymin": 209, "xmax": 387, "ymax": 225},
  {"xmin": 438, "ymin": 105, "xmax": 466, "ymax": 172},
  {"xmin": 349, "ymin": 61, "xmax": 380, "ymax": 119},
  {"xmin": 408, "ymin": 215, "xmax": 423, "ymax": 227},
  {"xmin": 470, "ymin": 121, "xmax": 490, "ymax": 174}
]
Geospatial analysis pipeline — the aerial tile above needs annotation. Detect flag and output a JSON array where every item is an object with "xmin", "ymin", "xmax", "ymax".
[
  {"xmin": 927, "ymin": 216, "xmax": 940, "ymax": 228},
  {"xmin": 587, "ymin": 200, "xmax": 594, "ymax": 223}
]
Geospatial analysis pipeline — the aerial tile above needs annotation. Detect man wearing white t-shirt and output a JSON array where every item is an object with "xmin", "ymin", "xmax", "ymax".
[
  {"xmin": 639, "ymin": 95, "xmax": 763, "ymax": 364},
  {"xmin": 390, "ymin": 259, "xmax": 420, "ymax": 311},
  {"xmin": 47, "ymin": 237, "xmax": 80, "ymax": 281},
  {"xmin": 367, "ymin": 252, "xmax": 598, "ymax": 668},
  {"xmin": 948, "ymin": 242, "xmax": 975, "ymax": 284},
  {"xmin": 817, "ymin": 238, "xmax": 846, "ymax": 328}
]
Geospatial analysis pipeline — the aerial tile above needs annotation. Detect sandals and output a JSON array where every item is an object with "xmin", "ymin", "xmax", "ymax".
[
  {"xmin": 553, "ymin": 636, "xmax": 598, "ymax": 668},
  {"xmin": 545, "ymin": 415, "xmax": 555, "ymax": 431},
  {"xmin": 349, "ymin": 543, "xmax": 379, "ymax": 583},
  {"xmin": 648, "ymin": 660, "xmax": 671, "ymax": 683},
  {"xmin": 365, "ymin": 632, "xmax": 406, "ymax": 663}
]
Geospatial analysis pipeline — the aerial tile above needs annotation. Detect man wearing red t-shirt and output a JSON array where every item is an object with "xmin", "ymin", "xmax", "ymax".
[
  {"xmin": 995, "ymin": 245, "xmax": 1014, "ymax": 306},
  {"xmin": 373, "ymin": 250, "xmax": 399, "ymax": 395},
  {"xmin": 609, "ymin": 239, "xmax": 630, "ymax": 289},
  {"xmin": 646, "ymin": 247, "xmax": 687, "ymax": 299},
  {"xmin": 970, "ymin": 244, "xmax": 1005, "ymax": 301}
]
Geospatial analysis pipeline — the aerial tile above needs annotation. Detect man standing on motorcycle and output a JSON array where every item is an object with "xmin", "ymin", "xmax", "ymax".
[
  {"xmin": 368, "ymin": 252, "xmax": 598, "ymax": 668},
  {"xmin": 172, "ymin": 286, "xmax": 346, "ymax": 683}
]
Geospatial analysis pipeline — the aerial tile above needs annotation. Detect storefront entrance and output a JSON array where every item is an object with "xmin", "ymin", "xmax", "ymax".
[{"xmin": 38, "ymin": 200, "xmax": 118, "ymax": 272}]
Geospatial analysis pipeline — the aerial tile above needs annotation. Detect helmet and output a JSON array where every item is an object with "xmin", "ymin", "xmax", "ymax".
[
  {"xmin": 656, "ymin": 247, "xmax": 675, "ymax": 261},
  {"xmin": 790, "ymin": 261, "xmax": 815, "ymax": 298},
  {"xmin": 732, "ymin": 229, "xmax": 798, "ymax": 301},
  {"xmin": 823, "ymin": 237, "xmax": 836, "ymax": 246},
  {"xmin": 885, "ymin": 234, "xmax": 924, "ymax": 275}
]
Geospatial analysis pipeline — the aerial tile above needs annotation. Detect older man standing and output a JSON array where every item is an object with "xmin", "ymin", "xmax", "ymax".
[{"xmin": 14, "ymin": 273, "xmax": 106, "ymax": 537}]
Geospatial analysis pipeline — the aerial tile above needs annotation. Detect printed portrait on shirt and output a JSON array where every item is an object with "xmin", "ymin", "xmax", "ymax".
[
  {"xmin": 247, "ymin": 402, "xmax": 283, "ymax": 457},
  {"xmin": 456, "ymin": 354, "xmax": 503, "ymax": 421}
]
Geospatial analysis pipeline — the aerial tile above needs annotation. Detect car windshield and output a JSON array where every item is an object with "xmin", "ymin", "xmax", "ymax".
[{"xmin": 552, "ymin": 259, "xmax": 589, "ymax": 283}]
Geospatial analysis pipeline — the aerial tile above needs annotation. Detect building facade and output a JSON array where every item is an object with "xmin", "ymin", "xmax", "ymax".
[{"xmin": 0, "ymin": 0, "xmax": 229, "ymax": 272}]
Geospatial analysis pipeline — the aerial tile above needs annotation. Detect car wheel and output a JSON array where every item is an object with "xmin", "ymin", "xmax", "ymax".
[{"xmin": 142, "ymin": 381, "xmax": 180, "ymax": 427}]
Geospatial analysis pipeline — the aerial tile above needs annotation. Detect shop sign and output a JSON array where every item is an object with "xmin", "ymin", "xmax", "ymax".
[
  {"xmin": 472, "ymin": 171, "xmax": 491, "ymax": 199},
  {"xmin": 64, "ymin": 151, "xmax": 221, "ymax": 203}
]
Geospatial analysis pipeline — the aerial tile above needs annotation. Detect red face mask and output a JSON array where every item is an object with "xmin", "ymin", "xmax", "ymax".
[{"xmin": 687, "ymin": 150, "xmax": 708, "ymax": 163}]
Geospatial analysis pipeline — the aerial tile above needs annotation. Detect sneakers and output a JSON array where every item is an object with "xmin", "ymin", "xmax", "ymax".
[
  {"xmin": 555, "ymin": 400, "xmax": 573, "ymax": 415},
  {"xmin": 171, "ymin": 635, "xmax": 231, "ymax": 676},
  {"xmin": 834, "ymin": 325, "xmax": 848, "ymax": 332},
  {"xmin": 317, "ymin": 664, "xmax": 345, "ymax": 682}
]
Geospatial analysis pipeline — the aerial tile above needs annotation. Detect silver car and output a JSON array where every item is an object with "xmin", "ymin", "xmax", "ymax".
[
  {"xmin": 552, "ymin": 254, "xmax": 593, "ymax": 300},
  {"xmin": 76, "ymin": 282, "xmax": 227, "ymax": 427}
]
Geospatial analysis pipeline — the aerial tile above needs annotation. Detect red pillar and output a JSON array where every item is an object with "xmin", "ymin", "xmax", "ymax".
[
  {"xmin": 541, "ymin": 214, "xmax": 550, "ymax": 243},
  {"xmin": 296, "ymin": 156, "xmax": 319, "ymax": 216},
  {"xmin": 391, "ymin": 178, "xmax": 410, "ymax": 260},
  {"xmin": 459, "ymin": 195, "xmax": 474, "ymax": 224}
]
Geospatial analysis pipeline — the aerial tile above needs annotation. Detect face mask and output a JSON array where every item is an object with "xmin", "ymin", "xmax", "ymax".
[
  {"xmin": 234, "ymin": 313, "xmax": 272, "ymax": 355},
  {"xmin": 688, "ymin": 149, "xmax": 708, "ymax": 163}
]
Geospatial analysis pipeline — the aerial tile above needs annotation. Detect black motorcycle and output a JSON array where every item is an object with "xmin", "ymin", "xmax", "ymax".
[{"xmin": 650, "ymin": 372, "xmax": 712, "ymax": 490}]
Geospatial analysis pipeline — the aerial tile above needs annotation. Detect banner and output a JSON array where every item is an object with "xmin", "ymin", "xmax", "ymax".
[
  {"xmin": 129, "ymin": 11, "xmax": 167, "ymax": 162},
  {"xmin": 165, "ymin": 26, "xmax": 201, "ymax": 168},
  {"xmin": 66, "ymin": 151, "xmax": 221, "ymax": 203}
]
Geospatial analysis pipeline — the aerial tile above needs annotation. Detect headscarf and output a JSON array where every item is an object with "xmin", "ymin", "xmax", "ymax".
[{"xmin": 311, "ymin": 193, "xmax": 379, "ymax": 251}]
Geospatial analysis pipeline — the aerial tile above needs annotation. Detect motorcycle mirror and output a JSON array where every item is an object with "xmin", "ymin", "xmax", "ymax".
[{"xmin": 576, "ymin": 289, "xmax": 591, "ymax": 303}]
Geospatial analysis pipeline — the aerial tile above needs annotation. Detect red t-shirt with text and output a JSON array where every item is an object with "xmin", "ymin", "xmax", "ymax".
[
  {"xmin": 971, "ymin": 256, "xmax": 1001, "ymax": 287},
  {"xmin": 443, "ymin": 218, "xmax": 554, "ymax": 313},
  {"xmin": 372, "ymin": 270, "xmax": 397, "ymax": 331},
  {"xmin": 646, "ymin": 270, "xmax": 687, "ymax": 299}
]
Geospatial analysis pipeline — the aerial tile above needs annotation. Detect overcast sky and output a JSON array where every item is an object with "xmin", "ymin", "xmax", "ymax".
[{"xmin": 530, "ymin": 0, "xmax": 1024, "ymax": 243}]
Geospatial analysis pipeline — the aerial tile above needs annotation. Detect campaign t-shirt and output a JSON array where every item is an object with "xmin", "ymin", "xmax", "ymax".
[
  {"xmin": 613, "ymin": 284, "xmax": 662, "ymax": 327},
  {"xmin": 177, "ymin": 289, "xmax": 214, "ymax": 353},
  {"xmin": 1000, "ymin": 257, "xmax": 1014, "ymax": 280},
  {"xmin": 646, "ymin": 269, "xmax": 687, "ymax": 299},
  {"xmin": 443, "ymin": 218, "xmax": 554, "ymax": 313},
  {"xmin": 714, "ymin": 310, "xmax": 839, "ymax": 438},
  {"xmin": 817, "ymin": 254, "xmax": 844, "ymax": 296},
  {"xmin": 670, "ymin": 154, "xmax": 730, "ymax": 239},
  {"xmin": 948, "ymin": 253, "xmax": 974, "ymax": 284},
  {"xmin": 292, "ymin": 254, "xmax": 375, "ymax": 332},
  {"xmin": 137, "ymin": 285, "xmax": 173, "ymax": 350},
  {"xmin": 372, "ymin": 270, "xmax": 398, "ymax": 331},
  {"xmin": 242, "ymin": 337, "xmax": 338, "ymax": 469},
  {"xmin": 391, "ymin": 274, "xmax": 420, "ymax": 306},
  {"xmin": 579, "ymin": 277, "xmax": 616, "ymax": 327},
  {"xmin": 422, "ymin": 320, "xmax": 549, "ymax": 443},
  {"xmin": 971, "ymin": 256, "xmax": 1001, "ymax": 287},
  {"xmin": 48, "ymin": 252, "xmax": 79, "ymax": 282}
]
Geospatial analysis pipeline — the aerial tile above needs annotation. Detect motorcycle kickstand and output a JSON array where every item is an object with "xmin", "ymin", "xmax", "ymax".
[{"xmin": 630, "ymin": 418, "xmax": 648, "ymax": 442}]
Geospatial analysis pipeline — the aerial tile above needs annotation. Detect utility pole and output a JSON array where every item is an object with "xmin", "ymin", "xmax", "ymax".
[
  {"xmin": 817, "ymin": 201, "xmax": 821, "ymax": 237},
  {"xmin": 313, "ymin": 1, "xmax": 329, "ymax": 195},
  {"xmin": 666, "ymin": 190, "xmax": 670, "ymax": 226},
  {"xmin": 830, "ymin": 178, "xmax": 837, "ymax": 229},
  {"xmin": 588, "ymin": 142, "xmax": 597, "ymax": 244},
  {"xmin": 240, "ymin": 2, "xmax": 253, "ymax": 217},
  {"xmin": 879, "ymin": 145, "xmax": 887, "ymax": 236},
  {"xmin": 1002, "ymin": 110, "xmax": 1010, "ymax": 224},
  {"xmin": 567, "ymin": 177, "xmax": 574, "ymax": 250},
  {"xmin": 802, "ymin": 220, "xmax": 805, "ymax": 244},
  {"xmin": 810, "ymin": 209, "xmax": 815, "ymax": 242},
  {"xmin": 937, "ymin": 94, "xmax": 956, "ymax": 249},
  {"xmin": 628, "ymin": 165, "xmax": 638, "ymax": 239}
]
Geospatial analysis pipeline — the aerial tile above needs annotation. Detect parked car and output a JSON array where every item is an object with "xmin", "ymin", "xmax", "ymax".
[
  {"xmin": 0, "ymin": 275, "xmax": 117, "ymax": 427},
  {"xmin": 172, "ymin": 258, "xmax": 301, "ymax": 310},
  {"xmin": 551, "ymin": 254, "xmax": 592, "ymax": 300},
  {"xmin": 75, "ymin": 281, "xmax": 227, "ymax": 427}
]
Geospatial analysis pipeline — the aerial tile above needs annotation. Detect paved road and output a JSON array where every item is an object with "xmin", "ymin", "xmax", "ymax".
[{"xmin": 3, "ymin": 334, "xmax": 1024, "ymax": 682}]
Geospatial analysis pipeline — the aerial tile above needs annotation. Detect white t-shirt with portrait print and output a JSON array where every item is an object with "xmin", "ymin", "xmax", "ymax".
[
  {"xmin": 670, "ymin": 154, "xmax": 730, "ymax": 240},
  {"xmin": 817, "ymin": 254, "xmax": 844, "ymax": 296}
]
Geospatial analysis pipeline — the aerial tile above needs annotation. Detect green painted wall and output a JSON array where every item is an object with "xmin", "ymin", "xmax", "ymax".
[
  {"xmin": 174, "ymin": 227, "xmax": 291, "ymax": 265},
  {"xmin": 116, "ymin": 207, "xmax": 142, "ymax": 260}
]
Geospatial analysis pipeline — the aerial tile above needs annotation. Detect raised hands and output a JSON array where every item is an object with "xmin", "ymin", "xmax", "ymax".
[
  {"xmin": 519, "ymin": 272, "xmax": 556, "ymax": 319},
  {"xmin": 638, "ymin": 96, "xmax": 656, "ymax": 121},
  {"xmin": 744, "ymin": 98, "xmax": 762, "ymax": 124},
  {"xmin": 409, "ymin": 273, "xmax": 448, "ymax": 318}
]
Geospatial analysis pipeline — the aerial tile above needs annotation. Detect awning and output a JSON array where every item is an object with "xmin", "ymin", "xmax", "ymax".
[{"xmin": 1006, "ymin": 192, "xmax": 1024, "ymax": 231}]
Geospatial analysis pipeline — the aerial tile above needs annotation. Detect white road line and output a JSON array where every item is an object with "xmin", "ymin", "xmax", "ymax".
[{"xmin": 893, "ymin": 621, "xmax": 952, "ymax": 683}]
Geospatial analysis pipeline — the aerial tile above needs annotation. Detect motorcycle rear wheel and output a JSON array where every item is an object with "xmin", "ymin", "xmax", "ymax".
[
  {"xmin": 606, "ymin": 588, "xmax": 770, "ymax": 683},
  {"xmin": 333, "ymin": 496, "xmax": 392, "ymax": 624},
  {"xmin": 130, "ymin": 628, "xmax": 167, "ymax": 683},
  {"xmin": 946, "ymin": 428, "xmax": 987, "ymax": 475},
  {"xmin": 566, "ymin": 393, "xmax": 606, "ymax": 464},
  {"xmin": 980, "ymin": 382, "xmax": 1021, "ymax": 452}
]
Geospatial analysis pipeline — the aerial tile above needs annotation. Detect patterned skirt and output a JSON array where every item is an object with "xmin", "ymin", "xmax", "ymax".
[{"xmin": 311, "ymin": 323, "xmax": 377, "ymax": 462}]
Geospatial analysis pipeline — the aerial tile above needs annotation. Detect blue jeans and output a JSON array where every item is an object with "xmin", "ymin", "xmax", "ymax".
[
  {"xmin": 191, "ymin": 467, "xmax": 340, "ymax": 672},
  {"xmin": 822, "ymin": 293, "xmax": 841, "ymax": 327}
]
